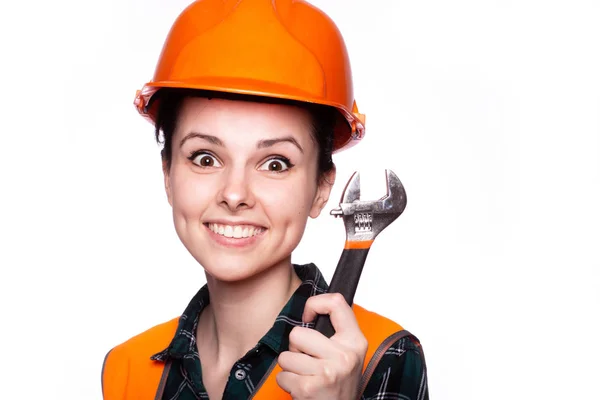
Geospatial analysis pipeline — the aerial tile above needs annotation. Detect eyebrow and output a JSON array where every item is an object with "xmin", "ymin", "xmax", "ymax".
[
  {"xmin": 257, "ymin": 136, "xmax": 304, "ymax": 153},
  {"xmin": 180, "ymin": 132, "xmax": 223, "ymax": 148},
  {"xmin": 180, "ymin": 132, "xmax": 304, "ymax": 154}
]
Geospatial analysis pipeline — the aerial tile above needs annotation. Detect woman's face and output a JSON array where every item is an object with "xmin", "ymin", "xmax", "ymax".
[{"xmin": 164, "ymin": 97, "xmax": 335, "ymax": 282}]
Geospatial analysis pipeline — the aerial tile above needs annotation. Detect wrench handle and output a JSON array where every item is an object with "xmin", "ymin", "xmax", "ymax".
[{"xmin": 314, "ymin": 246, "xmax": 371, "ymax": 338}]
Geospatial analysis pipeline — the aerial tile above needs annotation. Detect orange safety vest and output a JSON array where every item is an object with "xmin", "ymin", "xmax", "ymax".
[{"xmin": 102, "ymin": 304, "xmax": 416, "ymax": 400}]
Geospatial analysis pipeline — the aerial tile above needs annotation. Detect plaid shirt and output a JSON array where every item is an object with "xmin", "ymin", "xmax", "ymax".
[{"xmin": 151, "ymin": 263, "xmax": 429, "ymax": 400}]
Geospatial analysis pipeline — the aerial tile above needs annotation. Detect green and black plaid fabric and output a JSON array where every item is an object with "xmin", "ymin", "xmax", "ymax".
[{"xmin": 151, "ymin": 263, "xmax": 428, "ymax": 400}]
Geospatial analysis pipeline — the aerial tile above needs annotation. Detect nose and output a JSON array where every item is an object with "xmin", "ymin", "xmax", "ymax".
[{"xmin": 218, "ymin": 167, "xmax": 255, "ymax": 211}]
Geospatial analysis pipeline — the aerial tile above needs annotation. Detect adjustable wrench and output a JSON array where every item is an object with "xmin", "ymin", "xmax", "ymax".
[{"xmin": 314, "ymin": 170, "xmax": 407, "ymax": 338}]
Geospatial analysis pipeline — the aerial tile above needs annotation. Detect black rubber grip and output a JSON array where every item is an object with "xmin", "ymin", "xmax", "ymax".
[{"xmin": 314, "ymin": 247, "xmax": 370, "ymax": 338}]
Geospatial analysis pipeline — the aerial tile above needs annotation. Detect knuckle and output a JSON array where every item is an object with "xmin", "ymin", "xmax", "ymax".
[
  {"xmin": 332, "ymin": 292, "xmax": 346, "ymax": 306},
  {"xmin": 339, "ymin": 347, "xmax": 361, "ymax": 368},
  {"xmin": 340, "ymin": 350, "xmax": 355, "ymax": 366},
  {"xmin": 299, "ymin": 380, "xmax": 317, "ymax": 399},
  {"xmin": 357, "ymin": 337, "xmax": 369, "ymax": 355},
  {"xmin": 321, "ymin": 363, "xmax": 339, "ymax": 385}
]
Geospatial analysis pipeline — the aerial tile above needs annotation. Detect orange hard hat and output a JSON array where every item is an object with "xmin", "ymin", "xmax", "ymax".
[{"xmin": 134, "ymin": 0, "xmax": 365, "ymax": 152}]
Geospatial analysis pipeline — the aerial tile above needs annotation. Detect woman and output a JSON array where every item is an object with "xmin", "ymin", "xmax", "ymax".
[{"xmin": 102, "ymin": 1, "xmax": 428, "ymax": 399}]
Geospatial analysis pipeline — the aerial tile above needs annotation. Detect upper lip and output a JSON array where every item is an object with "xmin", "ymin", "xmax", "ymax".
[{"xmin": 204, "ymin": 219, "xmax": 267, "ymax": 229}]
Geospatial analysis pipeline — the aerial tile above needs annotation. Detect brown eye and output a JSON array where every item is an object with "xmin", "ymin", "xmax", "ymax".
[
  {"xmin": 199, "ymin": 155, "xmax": 214, "ymax": 167},
  {"xmin": 190, "ymin": 152, "xmax": 221, "ymax": 168},
  {"xmin": 268, "ymin": 161, "xmax": 283, "ymax": 171},
  {"xmin": 258, "ymin": 157, "xmax": 292, "ymax": 172}
]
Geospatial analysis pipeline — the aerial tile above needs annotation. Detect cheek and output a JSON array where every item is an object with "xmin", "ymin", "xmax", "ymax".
[
  {"xmin": 256, "ymin": 176, "xmax": 317, "ymax": 224},
  {"xmin": 170, "ymin": 171, "xmax": 213, "ymax": 218}
]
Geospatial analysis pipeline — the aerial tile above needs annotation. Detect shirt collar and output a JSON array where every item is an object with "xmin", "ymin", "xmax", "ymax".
[{"xmin": 151, "ymin": 263, "xmax": 329, "ymax": 361}]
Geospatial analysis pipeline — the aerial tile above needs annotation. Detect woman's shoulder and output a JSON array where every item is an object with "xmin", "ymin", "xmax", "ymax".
[
  {"xmin": 352, "ymin": 303, "xmax": 404, "ymax": 333},
  {"xmin": 108, "ymin": 317, "xmax": 180, "ymax": 359},
  {"xmin": 352, "ymin": 302, "xmax": 423, "ymax": 356},
  {"xmin": 102, "ymin": 318, "xmax": 181, "ymax": 398},
  {"xmin": 352, "ymin": 304, "xmax": 428, "ymax": 399}
]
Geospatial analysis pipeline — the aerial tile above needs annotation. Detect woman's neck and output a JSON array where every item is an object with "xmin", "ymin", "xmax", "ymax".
[{"xmin": 196, "ymin": 258, "xmax": 303, "ymax": 370}]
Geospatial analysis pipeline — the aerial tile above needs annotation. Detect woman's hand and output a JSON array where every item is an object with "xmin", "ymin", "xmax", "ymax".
[{"xmin": 276, "ymin": 293, "xmax": 368, "ymax": 400}]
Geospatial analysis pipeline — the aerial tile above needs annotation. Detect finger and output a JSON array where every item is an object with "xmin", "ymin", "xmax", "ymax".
[
  {"xmin": 278, "ymin": 350, "xmax": 320, "ymax": 375},
  {"xmin": 288, "ymin": 326, "xmax": 340, "ymax": 359},
  {"xmin": 275, "ymin": 370, "xmax": 296, "ymax": 395},
  {"xmin": 303, "ymin": 293, "xmax": 361, "ymax": 336},
  {"xmin": 276, "ymin": 371, "xmax": 321, "ymax": 398}
]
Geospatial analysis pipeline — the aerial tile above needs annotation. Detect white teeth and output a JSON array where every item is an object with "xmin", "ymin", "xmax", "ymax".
[
  {"xmin": 233, "ymin": 226, "xmax": 243, "ymax": 238},
  {"xmin": 209, "ymin": 223, "xmax": 263, "ymax": 238}
]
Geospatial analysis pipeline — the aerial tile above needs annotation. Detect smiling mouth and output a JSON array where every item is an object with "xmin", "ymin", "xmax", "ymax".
[{"xmin": 206, "ymin": 223, "xmax": 265, "ymax": 239}]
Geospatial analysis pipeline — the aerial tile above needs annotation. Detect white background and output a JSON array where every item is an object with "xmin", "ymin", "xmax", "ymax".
[{"xmin": 1, "ymin": 0, "xmax": 599, "ymax": 398}]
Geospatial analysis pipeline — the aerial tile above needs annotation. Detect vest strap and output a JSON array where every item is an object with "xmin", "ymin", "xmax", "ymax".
[
  {"xmin": 154, "ymin": 360, "xmax": 172, "ymax": 400},
  {"xmin": 357, "ymin": 329, "xmax": 416, "ymax": 397}
]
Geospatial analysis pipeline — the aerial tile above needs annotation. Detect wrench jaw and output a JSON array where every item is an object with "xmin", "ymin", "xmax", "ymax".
[
  {"xmin": 380, "ymin": 169, "xmax": 407, "ymax": 215},
  {"xmin": 342, "ymin": 171, "xmax": 361, "ymax": 204},
  {"xmin": 330, "ymin": 169, "xmax": 407, "ymax": 245}
]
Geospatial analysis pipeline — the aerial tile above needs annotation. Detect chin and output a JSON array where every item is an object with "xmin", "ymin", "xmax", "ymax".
[
  {"xmin": 196, "ymin": 247, "xmax": 298, "ymax": 284},
  {"xmin": 195, "ymin": 253, "xmax": 271, "ymax": 283}
]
